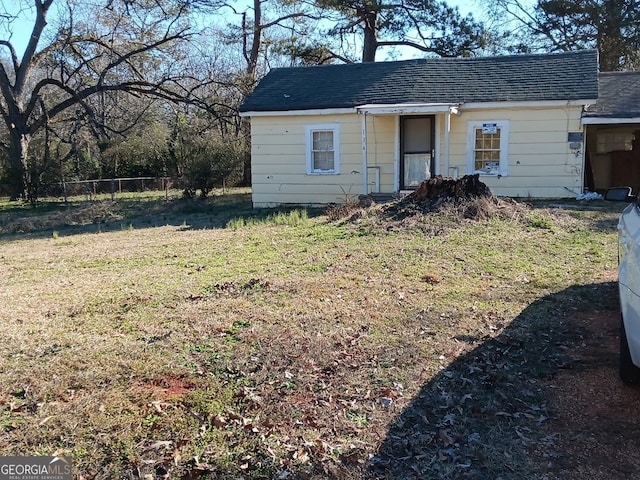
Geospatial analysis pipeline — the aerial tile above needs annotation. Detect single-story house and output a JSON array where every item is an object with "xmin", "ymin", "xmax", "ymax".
[
  {"xmin": 239, "ymin": 50, "xmax": 604, "ymax": 207},
  {"xmin": 582, "ymin": 71, "xmax": 640, "ymax": 193}
]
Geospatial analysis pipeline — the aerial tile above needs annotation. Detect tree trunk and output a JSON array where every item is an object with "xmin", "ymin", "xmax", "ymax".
[
  {"xmin": 361, "ymin": 10, "xmax": 378, "ymax": 62},
  {"xmin": 243, "ymin": 0, "xmax": 262, "ymax": 84},
  {"xmin": 7, "ymin": 126, "xmax": 31, "ymax": 201},
  {"xmin": 598, "ymin": 0, "xmax": 627, "ymax": 71}
]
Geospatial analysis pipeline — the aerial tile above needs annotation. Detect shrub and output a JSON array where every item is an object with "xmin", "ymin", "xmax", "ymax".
[{"xmin": 181, "ymin": 138, "xmax": 245, "ymax": 199}]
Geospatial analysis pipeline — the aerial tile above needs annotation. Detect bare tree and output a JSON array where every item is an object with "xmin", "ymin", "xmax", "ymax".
[
  {"xmin": 206, "ymin": 0, "xmax": 325, "ymax": 85},
  {"xmin": 483, "ymin": 0, "xmax": 640, "ymax": 71},
  {"xmin": 0, "ymin": 0, "xmax": 195, "ymax": 201}
]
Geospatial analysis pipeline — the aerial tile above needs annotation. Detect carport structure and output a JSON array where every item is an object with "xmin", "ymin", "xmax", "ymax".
[{"xmin": 583, "ymin": 72, "xmax": 640, "ymax": 193}]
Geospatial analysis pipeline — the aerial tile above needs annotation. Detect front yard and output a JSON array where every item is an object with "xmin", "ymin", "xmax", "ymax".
[{"xmin": 0, "ymin": 192, "xmax": 632, "ymax": 478}]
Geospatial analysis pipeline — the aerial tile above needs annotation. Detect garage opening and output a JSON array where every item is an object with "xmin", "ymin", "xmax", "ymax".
[{"xmin": 585, "ymin": 124, "xmax": 640, "ymax": 193}]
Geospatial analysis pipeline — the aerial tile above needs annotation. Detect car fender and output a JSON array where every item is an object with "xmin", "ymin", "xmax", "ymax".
[{"xmin": 618, "ymin": 203, "xmax": 640, "ymax": 367}]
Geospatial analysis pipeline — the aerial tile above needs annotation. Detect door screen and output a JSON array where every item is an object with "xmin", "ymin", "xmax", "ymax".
[{"xmin": 402, "ymin": 117, "xmax": 433, "ymax": 188}]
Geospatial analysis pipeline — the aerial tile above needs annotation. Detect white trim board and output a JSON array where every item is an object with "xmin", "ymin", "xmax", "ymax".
[
  {"xmin": 240, "ymin": 108, "xmax": 355, "ymax": 117},
  {"xmin": 582, "ymin": 117, "xmax": 640, "ymax": 125}
]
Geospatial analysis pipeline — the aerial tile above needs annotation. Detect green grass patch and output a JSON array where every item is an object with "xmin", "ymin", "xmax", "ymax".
[{"xmin": 226, "ymin": 208, "xmax": 309, "ymax": 229}]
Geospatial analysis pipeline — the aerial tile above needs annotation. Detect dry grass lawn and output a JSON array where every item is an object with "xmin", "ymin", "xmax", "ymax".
[{"xmin": 0, "ymin": 191, "xmax": 625, "ymax": 479}]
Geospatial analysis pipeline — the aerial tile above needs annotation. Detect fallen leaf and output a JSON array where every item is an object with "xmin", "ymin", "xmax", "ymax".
[
  {"xmin": 213, "ymin": 414, "xmax": 227, "ymax": 428},
  {"xmin": 439, "ymin": 429, "xmax": 455, "ymax": 447}
]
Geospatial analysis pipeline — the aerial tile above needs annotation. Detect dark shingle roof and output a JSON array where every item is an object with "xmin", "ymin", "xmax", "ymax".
[
  {"xmin": 583, "ymin": 71, "xmax": 640, "ymax": 119},
  {"xmin": 239, "ymin": 50, "xmax": 599, "ymax": 113}
]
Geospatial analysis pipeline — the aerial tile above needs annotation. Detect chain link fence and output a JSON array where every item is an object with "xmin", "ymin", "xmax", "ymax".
[
  {"xmin": 59, "ymin": 177, "xmax": 174, "ymax": 200},
  {"xmin": 20, "ymin": 177, "xmax": 187, "ymax": 201},
  {"xmin": 0, "ymin": 176, "xmax": 241, "ymax": 201}
]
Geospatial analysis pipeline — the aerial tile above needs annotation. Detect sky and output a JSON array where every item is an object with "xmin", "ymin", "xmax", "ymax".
[{"xmin": 0, "ymin": 0, "xmax": 37, "ymax": 58}]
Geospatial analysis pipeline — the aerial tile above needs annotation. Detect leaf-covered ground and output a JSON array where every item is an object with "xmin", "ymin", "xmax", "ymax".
[
  {"xmin": 541, "ymin": 309, "xmax": 640, "ymax": 480},
  {"xmin": 0, "ymin": 191, "xmax": 634, "ymax": 479}
]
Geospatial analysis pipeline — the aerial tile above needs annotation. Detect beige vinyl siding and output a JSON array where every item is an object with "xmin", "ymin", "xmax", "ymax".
[
  {"xmin": 249, "ymin": 104, "xmax": 586, "ymax": 206},
  {"xmin": 361, "ymin": 115, "xmax": 396, "ymax": 193},
  {"xmin": 444, "ymin": 106, "xmax": 584, "ymax": 198},
  {"xmin": 251, "ymin": 114, "xmax": 366, "ymax": 205}
]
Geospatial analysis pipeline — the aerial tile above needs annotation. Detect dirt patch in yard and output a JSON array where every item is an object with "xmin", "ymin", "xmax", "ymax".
[
  {"xmin": 543, "ymin": 310, "xmax": 640, "ymax": 479},
  {"xmin": 137, "ymin": 375, "xmax": 196, "ymax": 400}
]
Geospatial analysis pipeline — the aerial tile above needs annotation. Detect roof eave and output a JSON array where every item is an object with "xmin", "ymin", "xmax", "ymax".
[
  {"xmin": 239, "ymin": 107, "xmax": 356, "ymax": 118},
  {"xmin": 356, "ymin": 103, "xmax": 459, "ymax": 114},
  {"xmin": 582, "ymin": 116, "xmax": 640, "ymax": 125}
]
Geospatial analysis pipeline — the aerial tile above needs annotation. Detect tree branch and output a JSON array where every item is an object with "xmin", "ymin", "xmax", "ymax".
[
  {"xmin": 15, "ymin": 0, "xmax": 54, "ymax": 97},
  {"xmin": 376, "ymin": 39, "xmax": 440, "ymax": 53},
  {"xmin": 0, "ymin": 62, "xmax": 19, "ymax": 126},
  {"xmin": 0, "ymin": 40, "xmax": 20, "ymax": 76}
]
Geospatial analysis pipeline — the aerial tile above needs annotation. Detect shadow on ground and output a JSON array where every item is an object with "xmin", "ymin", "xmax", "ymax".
[{"xmin": 368, "ymin": 281, "xmax": 621, "ymax": 480}]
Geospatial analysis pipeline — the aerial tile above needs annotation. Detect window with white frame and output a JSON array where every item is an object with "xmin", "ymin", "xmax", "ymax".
[
  {"xmin": 306, "ymin": 124, "xmax": 340, "ymax": 174},
  {"xmin": 467, "ymin": 121, "xmax": 509, "ymax": 176}
]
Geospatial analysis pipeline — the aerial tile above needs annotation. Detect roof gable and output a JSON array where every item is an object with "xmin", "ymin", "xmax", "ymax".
[{"xmin": 240, "ymin": 50, "xmax": 599, "ymax": 113}]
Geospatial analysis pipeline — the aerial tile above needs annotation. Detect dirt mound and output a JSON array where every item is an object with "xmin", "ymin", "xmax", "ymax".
[
  {"xmin": 326, "ymin": 175, "xmax": 534, "ymax": 229},
  {"xmin": 381, "ymin": 174, "xmax": 529, "ymax": 223}
]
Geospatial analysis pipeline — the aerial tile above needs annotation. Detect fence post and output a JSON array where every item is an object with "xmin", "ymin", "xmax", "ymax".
[{"xmin": 110, "ymin": 179, "xmax": 116, "ymax": 201}]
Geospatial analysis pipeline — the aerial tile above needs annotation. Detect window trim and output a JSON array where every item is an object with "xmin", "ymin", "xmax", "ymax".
[
  {"xmin": 305, "ymin": 123, "xmax": 341, "ymax": 175},
  {"xmin": 466, "ymin": 120, "xmax": 509, "ymax": 176}
]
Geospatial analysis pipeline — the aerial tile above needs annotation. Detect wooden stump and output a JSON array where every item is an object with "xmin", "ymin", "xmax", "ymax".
[{"xmin": 405, "ymin": 174, "xmax": 492, "ymax": 205}]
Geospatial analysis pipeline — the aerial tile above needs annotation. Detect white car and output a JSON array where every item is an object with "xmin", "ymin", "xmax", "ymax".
[{"xmin": 606, "ymin": 187, "xmax": 640, "ymax": 384}]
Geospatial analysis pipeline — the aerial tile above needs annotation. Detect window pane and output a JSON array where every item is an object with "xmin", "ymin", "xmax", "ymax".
[
  {"xmin": 313, "ymin": 131, "xmax": 333, "ymax": 151},
  {"xmin": 310, "ymin": 129, "xmax": 336, "ymax": 172},
  {"xmin": 314, "ymin": 151, "xmax": 334, "ymax": 171},
  {"xmin": 474, "ymin": 127, "xmax": 501, "ymax": 175}
]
